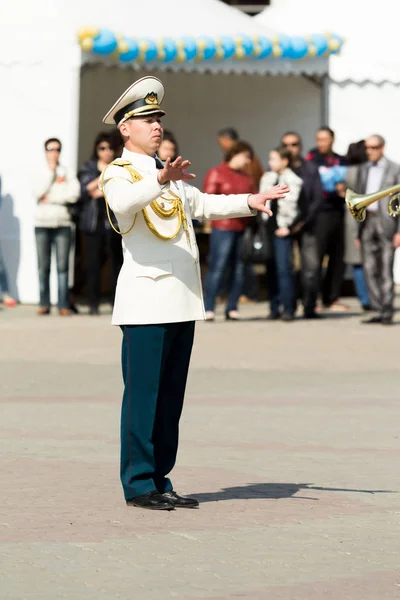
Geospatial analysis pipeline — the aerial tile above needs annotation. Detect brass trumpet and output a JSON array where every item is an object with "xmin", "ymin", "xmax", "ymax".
[{"xmin": 345, "ymin": 185, "xmax": 400, "ymax": 222}]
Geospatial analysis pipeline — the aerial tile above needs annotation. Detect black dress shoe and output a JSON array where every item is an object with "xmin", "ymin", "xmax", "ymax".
[
  {"xmin": 382, "ymin": 317, "xmax": 393, "ymax": 325},
  {"xmin": 162, "ymin": 490, "xmax": 199, "ymax": 508},
  {"xmin": 303, "ymin": 311, "xmax": 323, "ymax": 319},
  {"xmin": 266, "ymin": 313, "xmax": 280, "ymax": 320},
  {"xmin": 89, "ymin": 305, "xmax": 100, "ymax": 316},
  {"xmin": 361, "ymin": 316, "xmax": 382, "ymax": 324},
  {"xmin": 126, "ymin": 491, "xmax": 175, "ymax": 510},
  {"xmin": 281, "ymin": 312, "xmax": 294, "ymax": 322}
]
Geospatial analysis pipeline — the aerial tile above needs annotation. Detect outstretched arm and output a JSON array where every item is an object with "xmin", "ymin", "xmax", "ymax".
[{"xmin": 185, "ymin": 184, "xmax": 289, "ymax": 220}]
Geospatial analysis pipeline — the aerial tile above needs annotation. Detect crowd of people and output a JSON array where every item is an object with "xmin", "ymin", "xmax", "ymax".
[
  {"xmin": 203, "ymin": 126, "xmax": 400, "ymax": 325},
  {"xmin": 0, "ymin": 124, "xmax": 399, "ymax": 325}
]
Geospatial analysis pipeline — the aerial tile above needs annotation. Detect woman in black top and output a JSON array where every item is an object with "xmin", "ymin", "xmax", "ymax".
[{"xmin": 78, "ymin": 132, "xmax": 123, "ymax": 315}]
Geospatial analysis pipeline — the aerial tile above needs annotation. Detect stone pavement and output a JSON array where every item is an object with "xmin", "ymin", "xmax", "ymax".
[{"xmin": 1, "ymin": 299, "xmax": 400, "ymax": 599}]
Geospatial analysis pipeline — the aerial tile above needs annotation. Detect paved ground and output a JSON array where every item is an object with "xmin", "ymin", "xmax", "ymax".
[{"xmin": 1, "ymin": 299, "xmax": 400, "ymax": 599}]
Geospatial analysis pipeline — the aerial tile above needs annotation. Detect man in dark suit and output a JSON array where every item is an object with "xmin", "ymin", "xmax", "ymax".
[
  {"xmin": 281, "ymin": 131, "xmax": 323, "ymax": 318},
  {"xmin": 346, "ymin": 135, "xmax": 400, "ymax": 325}
]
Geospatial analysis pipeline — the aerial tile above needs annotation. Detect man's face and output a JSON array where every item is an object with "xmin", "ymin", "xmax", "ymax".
[
  {"xmin": 45, "ymin": 142, "xmax": 61, "ymax": 163},
  {"xmin": 120, "ymin": 115, "xmax": 164, "ymax": 155},
  {"xmin": 282, "ymin": 134, "xmax": 301, "ymax": 159},
  {"xmin": 365, "ymin": 136, "xmax": 385, "ymax": 163},
  {"xmin": 217, "ymin": 135, "xmax": 236, "ymax": 152},
  {"xmin": 316, "ymin": 130, "xmax": 334, "ymax": 155}
]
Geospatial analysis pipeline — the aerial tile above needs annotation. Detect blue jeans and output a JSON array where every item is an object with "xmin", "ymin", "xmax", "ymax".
[
  {"xmin": 352, "ymin": 264, "xmax": 370, "ymax": 308},
  {"xmin": 266, "ymin": 236, "xmax": 294, "ymax": 316},
  {"xmin": 35, "ymin": 227, "xmax": 71, "ymax": 309},
  {"xmin": 204, "ymin": 229, "xmax": 245, "ymax": 313}
]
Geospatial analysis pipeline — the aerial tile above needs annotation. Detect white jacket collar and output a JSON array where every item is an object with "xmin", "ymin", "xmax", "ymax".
[{"xmin": 121, "ymin": 148, "xmax": 158, "ymax": 170}]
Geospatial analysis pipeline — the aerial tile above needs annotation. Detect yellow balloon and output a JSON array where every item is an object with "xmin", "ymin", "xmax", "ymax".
[
  {"xmin": 139, "ymin": 40, "xmax": 148, "ymax": 52},
  {"xmin": 176, "ymin": 49, "xmax": 186, "ymax": 63},
  {"xmin": 197, "ymin": 39, "xmax": 206, "ymax": 51},
  {"xmin": 235, "ymin": 47, "xmax": 245, "ymax": 59},
  {"xmin": 216, "ymin": 47, "xmax": 224, "ymax": 60},
  {"xmin": 118, "ymin": 40, "xmax": 129, "ymax": 54},
  {"xmin": 329, "ymin": 39, "xmax": 340, "ymax": 51},
  {"xmin": 308, "ymin": 45, "xmax": 317, "ymax": 58},
  {"xmin": 272, "ymin": 45, "xmax": 282, "ymax": 58},
  {"xmin": 158, "ymin": 50, "xmax": 166, "ymax": 61},
  {"xmin": 81, "ymin": 37, "xmax": 94, "ymax": 52},
  {"xmin": 78, "ymin": 27, "xmax": 98, "ymax": 42}
]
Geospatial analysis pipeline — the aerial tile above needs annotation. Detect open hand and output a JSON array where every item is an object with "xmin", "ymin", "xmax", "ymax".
[
  {"xmin": 157, "ymin": 156, "xmax": 196, "ymax": 185},
  {"xmin": 248, "ymin": 185, "xmax": 290, "ymax": 215}
]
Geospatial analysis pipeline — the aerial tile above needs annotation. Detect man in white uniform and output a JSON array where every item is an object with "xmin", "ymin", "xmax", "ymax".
[{"xmin": 101, "ymin": 76, "xmax": 289, "ymax": 510}]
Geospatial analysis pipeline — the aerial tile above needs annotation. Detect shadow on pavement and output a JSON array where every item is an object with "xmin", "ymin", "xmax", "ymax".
[{"xmin": 194, "ymin": 482, "xmax": 399, "ymax": 503}]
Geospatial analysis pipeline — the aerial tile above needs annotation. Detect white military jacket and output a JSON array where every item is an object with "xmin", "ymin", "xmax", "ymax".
[{"xmin": 102, "ymin": 149, "xmax": 254, "ymax": 325}]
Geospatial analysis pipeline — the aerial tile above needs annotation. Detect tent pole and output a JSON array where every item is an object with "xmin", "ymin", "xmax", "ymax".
[{"xmin": 321, "ymin": 74, "xmax": 330, "ymax": 126}]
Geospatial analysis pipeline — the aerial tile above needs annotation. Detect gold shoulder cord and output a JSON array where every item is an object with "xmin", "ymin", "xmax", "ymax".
[{"xmin": 99, "ymin": 159, "xmax": 189, "ymax": 244}]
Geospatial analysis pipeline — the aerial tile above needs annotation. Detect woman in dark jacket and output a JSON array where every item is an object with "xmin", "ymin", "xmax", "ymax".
[
  {"xmin": 78, "ymin": 132, "xmax": 123, "ymax": 315},
  {"xmin": 203, "ymin": 141, "xmax": 256, "ymax": 321}
]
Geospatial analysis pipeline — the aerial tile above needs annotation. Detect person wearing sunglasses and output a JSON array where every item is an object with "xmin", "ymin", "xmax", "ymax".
[
  {"xmin": 281, "ymin": 131, "xmax": 323, "ymax": 318},
  {"xmin": 34, "ymin": 138, "xmax": 80, "ymax": 315},
  {"xmin": 344, "ymin": 135, "xmax": 400, "ymax": 325},
  {"xmin": 78, "ymin": 131, "xmax": 123, "ymax": 315}
]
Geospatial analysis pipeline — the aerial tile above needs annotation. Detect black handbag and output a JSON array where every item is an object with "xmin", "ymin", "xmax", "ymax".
[{"xmin": 242, "ymin": 213, "xmax": 272, "ymax": 264}]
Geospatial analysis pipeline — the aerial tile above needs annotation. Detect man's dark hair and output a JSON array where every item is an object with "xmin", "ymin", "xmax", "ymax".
[
  {"xmin": 217, "ymin": 127, "xmax": 239, "ymax": 141},
  {"xmin": 281, "ymin": 131, "xmax": 303, "ymax": 148},
  {"xmin": 225, "ymin": 140, "xmax": 254, "ymax": 163},
  {"xmin": 162, "ymin": 129, "xmax": 179, "ymax": 157},
  {"xmin": 91, "ymin": 131, "xmax": 117, "ymax": 160},
  {"xmin": 318, "ymin": 126, "xmax": 335, "ymax": 138},
  {"xmin": 44, "ymin": 137, "xmax": 62, "ymax": 150}
]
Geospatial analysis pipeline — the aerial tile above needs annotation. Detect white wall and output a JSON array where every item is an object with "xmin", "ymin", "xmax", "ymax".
[
  {"xmin": 329, "ymin": 81, "xmax": 400, "ymax": 161},
  {"xmin": 79, "ymin": 67, "xmax": 322, "ymax": 186},
  {"xmin": 0, "ymin": 58, "xmax": 80, "ymax": 304}
]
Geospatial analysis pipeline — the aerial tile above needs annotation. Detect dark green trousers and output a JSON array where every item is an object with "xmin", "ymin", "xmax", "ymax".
[{"xmin": 120, "ymin": 321, "xmax": 195, "ymax": 500}]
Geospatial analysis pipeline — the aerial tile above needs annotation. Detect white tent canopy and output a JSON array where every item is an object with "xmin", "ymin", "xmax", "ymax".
[
  {"xmin": 256, "ymin": 0, "xmax": 400, "ymax": 83},
  {"xmin": 0, "ymin": 0, "xmax": 334, "ymax": 76}
]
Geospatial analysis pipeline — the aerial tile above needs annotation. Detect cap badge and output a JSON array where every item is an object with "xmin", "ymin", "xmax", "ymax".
[{"xmin": 145, "ymin": 92, "xmax": 159, "ymax": 106}]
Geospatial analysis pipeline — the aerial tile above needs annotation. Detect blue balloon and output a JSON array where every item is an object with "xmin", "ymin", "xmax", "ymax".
[
  {"xmin": 181, "ymin": 37, "xmax": 197, "ymax": 61},
  {"xmin": 219, "ymin": 36, "xmax": 235, "ymax": 59},
  {"xmin": 119, "ymin": 38, "xmax": 139, "ymax": 62},
  {"xmin": 278, "ymin": 35, "xmax": 292, "ymax": 58},
  {"xmin": 199, "ymin": 36, "xmax": 217, "ymax": 60},
  {"xmin": 311, "ymin": 34, "xmax": 328, "ymax": 57},
  {"xmin": 92, "ymin": 29, "xmax": 118, "ymax": 55},
  {"xmin": 288, "ymin": 37, "xmax": 309, "ymax": 59},
  {"xmin": 140, "ymin": 38, "xmax": 157, "ymax": 62},
  {"xmin": 256, "ymin": 36, "xmax": 273, "ymax": 59},
  {"xmin": 162, "ymin": 38, "xmax": 177, "ymax": 62},
  {"xmin": 239, "ymin": 34, "xmax": 254, "ymax": 57}
]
